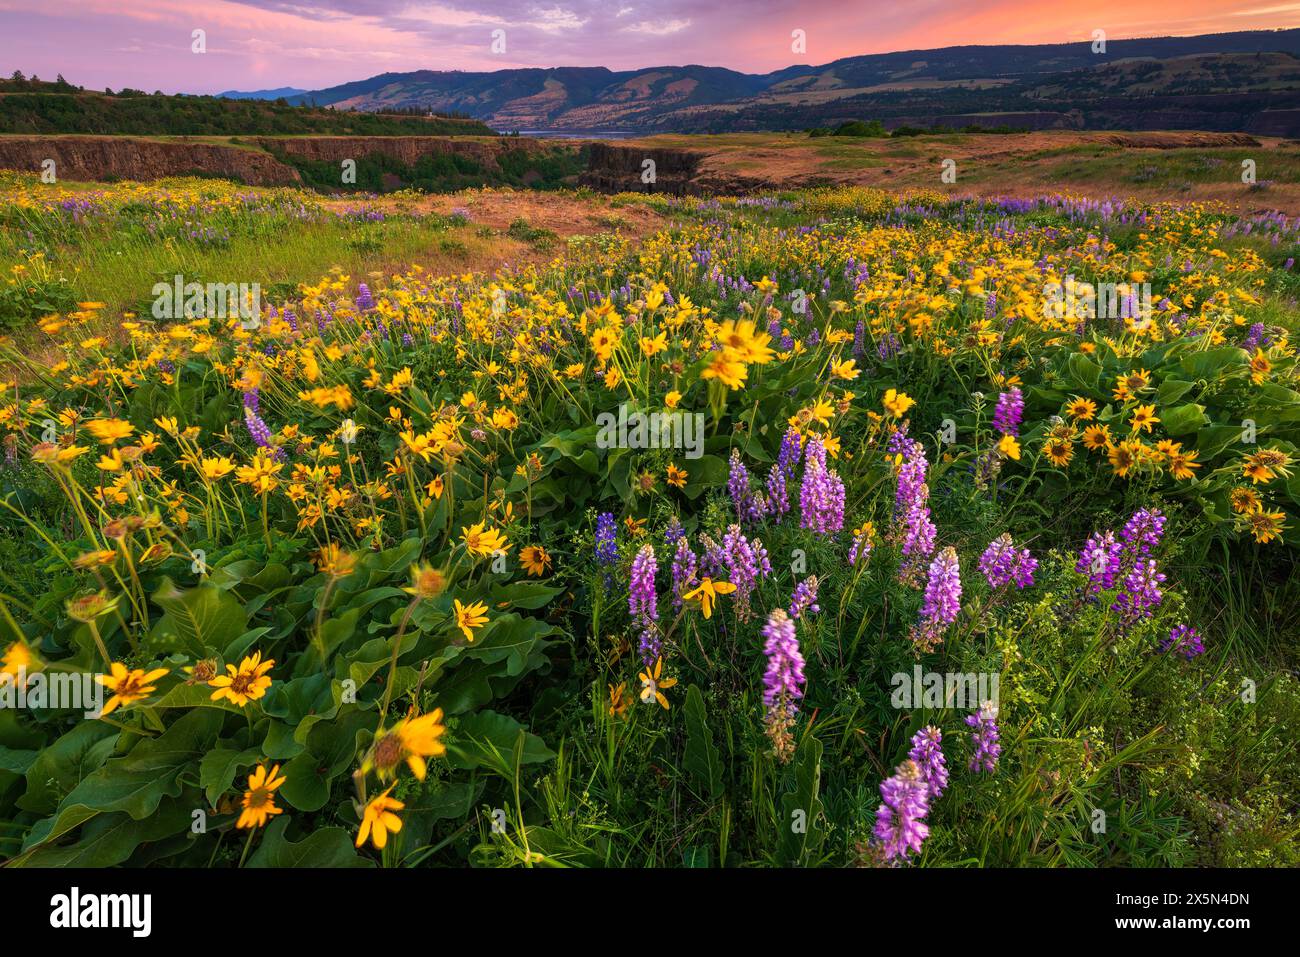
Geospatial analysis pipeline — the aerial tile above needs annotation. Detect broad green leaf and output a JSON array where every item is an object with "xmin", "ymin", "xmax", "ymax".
[
  {"xmin": 149, "ymin": 577, "xmax": 249, "ymax": 657},
  {"xmin": 246, "ymin": 817, "xmax": 374, "ymax": 868},
  {"xmin": 776, "ymin": 733, "xmax": 825, "ymax": 867},
  {"xmin": 683, "ymin": 685, "xmax": 723, "ymax": 799}
]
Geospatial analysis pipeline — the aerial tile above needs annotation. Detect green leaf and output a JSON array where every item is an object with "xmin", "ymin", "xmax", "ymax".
[
  {"xmin": 683, "ymin": 685, "xmax": 723, "ymax": 799},
  {"xmin": 246, "ymin": 817, "xmax": 374, "ymax": 868},
  {"xmin": 776, "ymin": 733, "xmax": 825, "ymax": 867},
  {"xmin": 1066, "ymin": 352, "xmax": 1102, "ymax": 392},
  {"xmin": 17, "ymin": 721, "xmax": 118, "ymax": 815},
  {"xmin": 1160, "ymin": 403, "xmax": 1206, "ymax": 436},
  {"xmin": 14, "ymin": 802, "xmax": 193, "ymax": 867},
  {"xmin": 22, "ymin": 709, "xmax": 221, "ymax": 853},
  {"xmin": 199, "ymin": 747, "xmax": 262, "ymax": 806},
  {"xmin": 149, "ymin": 577, "xmax": 249, "ymax": 657},
  {"xmin": 446, "ymin": 710, "xmax": 554, "ymax": 772}
]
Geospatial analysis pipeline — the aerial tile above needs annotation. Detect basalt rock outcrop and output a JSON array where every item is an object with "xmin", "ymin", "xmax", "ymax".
[
  {"xmin": 578, "ymin": 142, "xmax": 708, "ymax": 195},
  {"xmin": 0, "ymin": 136, "xmax": 301, "ymax": 185}
]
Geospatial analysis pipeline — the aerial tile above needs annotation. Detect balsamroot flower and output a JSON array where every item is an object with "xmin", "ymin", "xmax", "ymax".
[
  {"xmin": 908, "ymin": 726, "xmax": 948, "ymax": 801},
  {"xmin": 453, "ymin": 599, "xmax": 490, "ymax": 642},
  {"xmin": 366, "ymin": 709, "xmax": 447, "ymax": 781},
  {"xmin": 356, "ymin": 786, "xmax": 405, "ymax": 850},
  {"xmin": 638, "ymin": 657, "xmax": 677, "ymax": 709},
  {"xmin": 978, "ymin": 534, "xmax": 1037, "ymax": 589},
  {"xmin": 682, "ymin": 577, "xmax": 735, "ymax": 619},
  {"xmin": 208, "ymin": 651, "xmax": 274, "ymax": 707},
  {"xmin": 96, "ymin": 662, "xmax": 169, "ymax": 717},
  {"xmin": 873, "ymin": 759, "xmax": 930, "ymax": 863},
  {"xmin": 966, "ymin": 701, "xmax": 1001, "ymax": 773},
  {"xmin": 237, "ymin": 763, "xmax": 286, "ymax": 829}
]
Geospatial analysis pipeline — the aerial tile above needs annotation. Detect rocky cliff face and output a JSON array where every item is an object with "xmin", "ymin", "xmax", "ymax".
[
  {"xmin": 258, "ymin": 135, "xmax": 551, "ymax": 170},
  {"xmin": 0, "ymin": 135, "xmax": 566, "ymax": 186},
  {"xmin": 578, "ymin": 143, "xmax": 706, "ymax": 195},
  {"xmin": 0, "ymin": 136, "xmax": 301, "ymax": 185}
]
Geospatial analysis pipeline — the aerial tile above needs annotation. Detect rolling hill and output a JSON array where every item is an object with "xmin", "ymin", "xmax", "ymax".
[{"xmin": 262, "ymin": 29, "xmax": 1300, "ymax": 134}]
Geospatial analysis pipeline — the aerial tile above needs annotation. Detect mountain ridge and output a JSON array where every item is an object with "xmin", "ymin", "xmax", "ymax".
[{"xmin": 227, "ymin": 28, "xmax": 1300, "ymax": 133}]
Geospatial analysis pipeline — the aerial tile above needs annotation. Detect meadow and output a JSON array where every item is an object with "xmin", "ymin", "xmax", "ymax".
[{"xmin": 0, "ymin": 173, "xmax": 1297, "ymax": 867}]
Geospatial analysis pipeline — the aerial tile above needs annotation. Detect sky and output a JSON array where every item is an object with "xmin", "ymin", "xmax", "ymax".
[{"xmin": 1, "ymin": 0, "xmax": 1299, "ymax": 94}]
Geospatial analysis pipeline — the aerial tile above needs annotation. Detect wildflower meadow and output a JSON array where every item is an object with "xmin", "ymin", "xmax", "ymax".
[{"xmin": 0, "ymin": 173, "xmax": 1297, "ymax": 872}]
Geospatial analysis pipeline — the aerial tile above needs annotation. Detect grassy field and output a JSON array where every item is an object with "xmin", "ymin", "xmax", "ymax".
[
  {"xmin": 621, "ymin": 130, "xmax": 1300, "ymax": 211},
  {"xmin": 0, "ymin": 174, "xmax": 1298, "ymax": 869}
]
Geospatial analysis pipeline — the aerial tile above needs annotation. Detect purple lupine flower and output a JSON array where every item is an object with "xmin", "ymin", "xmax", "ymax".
[
  {"xmin": 848, "ymin": 526, "xmax": 874, "ymax": 566},
  {"xmin": 776, "ymin": 427, "xmax": 802, "ymax": 479},
  {"xmin": 915, "ymin": 547, "xmax": 962, "ymax": 647},
  {"xmin": 1160, "ymin": 624, "xmax": 1205, "ymax": 660},
  {"xmin": 722, "ymin": 524, "xmax": 769, "ymax": 621},
  {"xmin": 873, "ymin": 760, "xmax": 930, "ymax": 862},
  {"xmin": 1119, "ymin": 507, "xmax": 1166, "ymax": 561},
  {"xmin": 356, "ymin": 283, "xmax": 374, "ymax": 312},
  {"xmin": 978, "ymin": 533, "xmax": 1038, "ymax": 589},
  {"xmin": 761, "ymin": 608, "xmax": 806, "ymax": 716},
  {"xmin": 1242, "ymin": 323, "xmax": 1266, "ymax": 353},
  {"xmin": 629, "ymin": 544, "xmax": 660, "ymax": 663},
  {"xmin": 908, "ymin": 726, "xmax": 948, "ymax": 801},
  {"xmin": 766, "ymin": 464, "xmax": 789, "ymax": 521},
  {"xmin": 992, "ymin": 387, "xmax": 1024, "ymax": 437},
  {"xmin": 788, "ymin": 576, "xmax": 820, "ymax": 620},
  {"xmin": 698, "ymin": 534, "xmax": 727, "ymax": 580},
  {"xmin": 966, "ymin": 701, "xmax": 1001, "ymax": 773},
  {"xmin": 594, "ymin": 512, "xmax": 618, "ymax": 567},
  {"xmin": 727, "ymin": 449, "xmax": 752, "ymax": 520},
  {"xmin": 664, "ymin": 516, "xmax": 685, "ymax": 547},
  {"xmin": 1076, "ymin": 530, "xmax": 1123, "ymax": 595},
  {"xmin": 628, "ymin": 544, "xmax": 657, "ymax": 623},
  {"xmin": 1112, "ymin": 559, "xmax": 1166, "ymax": 624},
  {"xmin": 798, "ymin": 438, "xmax": 845, "ymax": 535},
  {"xmin": 891, "ymin": 430, "xmax": 937, "ymax": 565},
  {"xmin": 670, "ymin": 536, "xmax": 698, "ymax": 610},
  {"xmin": 242, "ymin": 402, "xmax": 274, "ymax": 449}
]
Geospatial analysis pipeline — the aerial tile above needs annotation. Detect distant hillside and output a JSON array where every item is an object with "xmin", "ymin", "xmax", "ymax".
[
  {"xmin": 0, "ymin": 76, "xmax": 494, "ymax": 136},
  {"xmin": 278, "ymin": 28, "xmax": 1300, "ymax": 134},
  {"xmin": 216, "ymin": 87, "xmax": 309, "ymax": 100}
]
